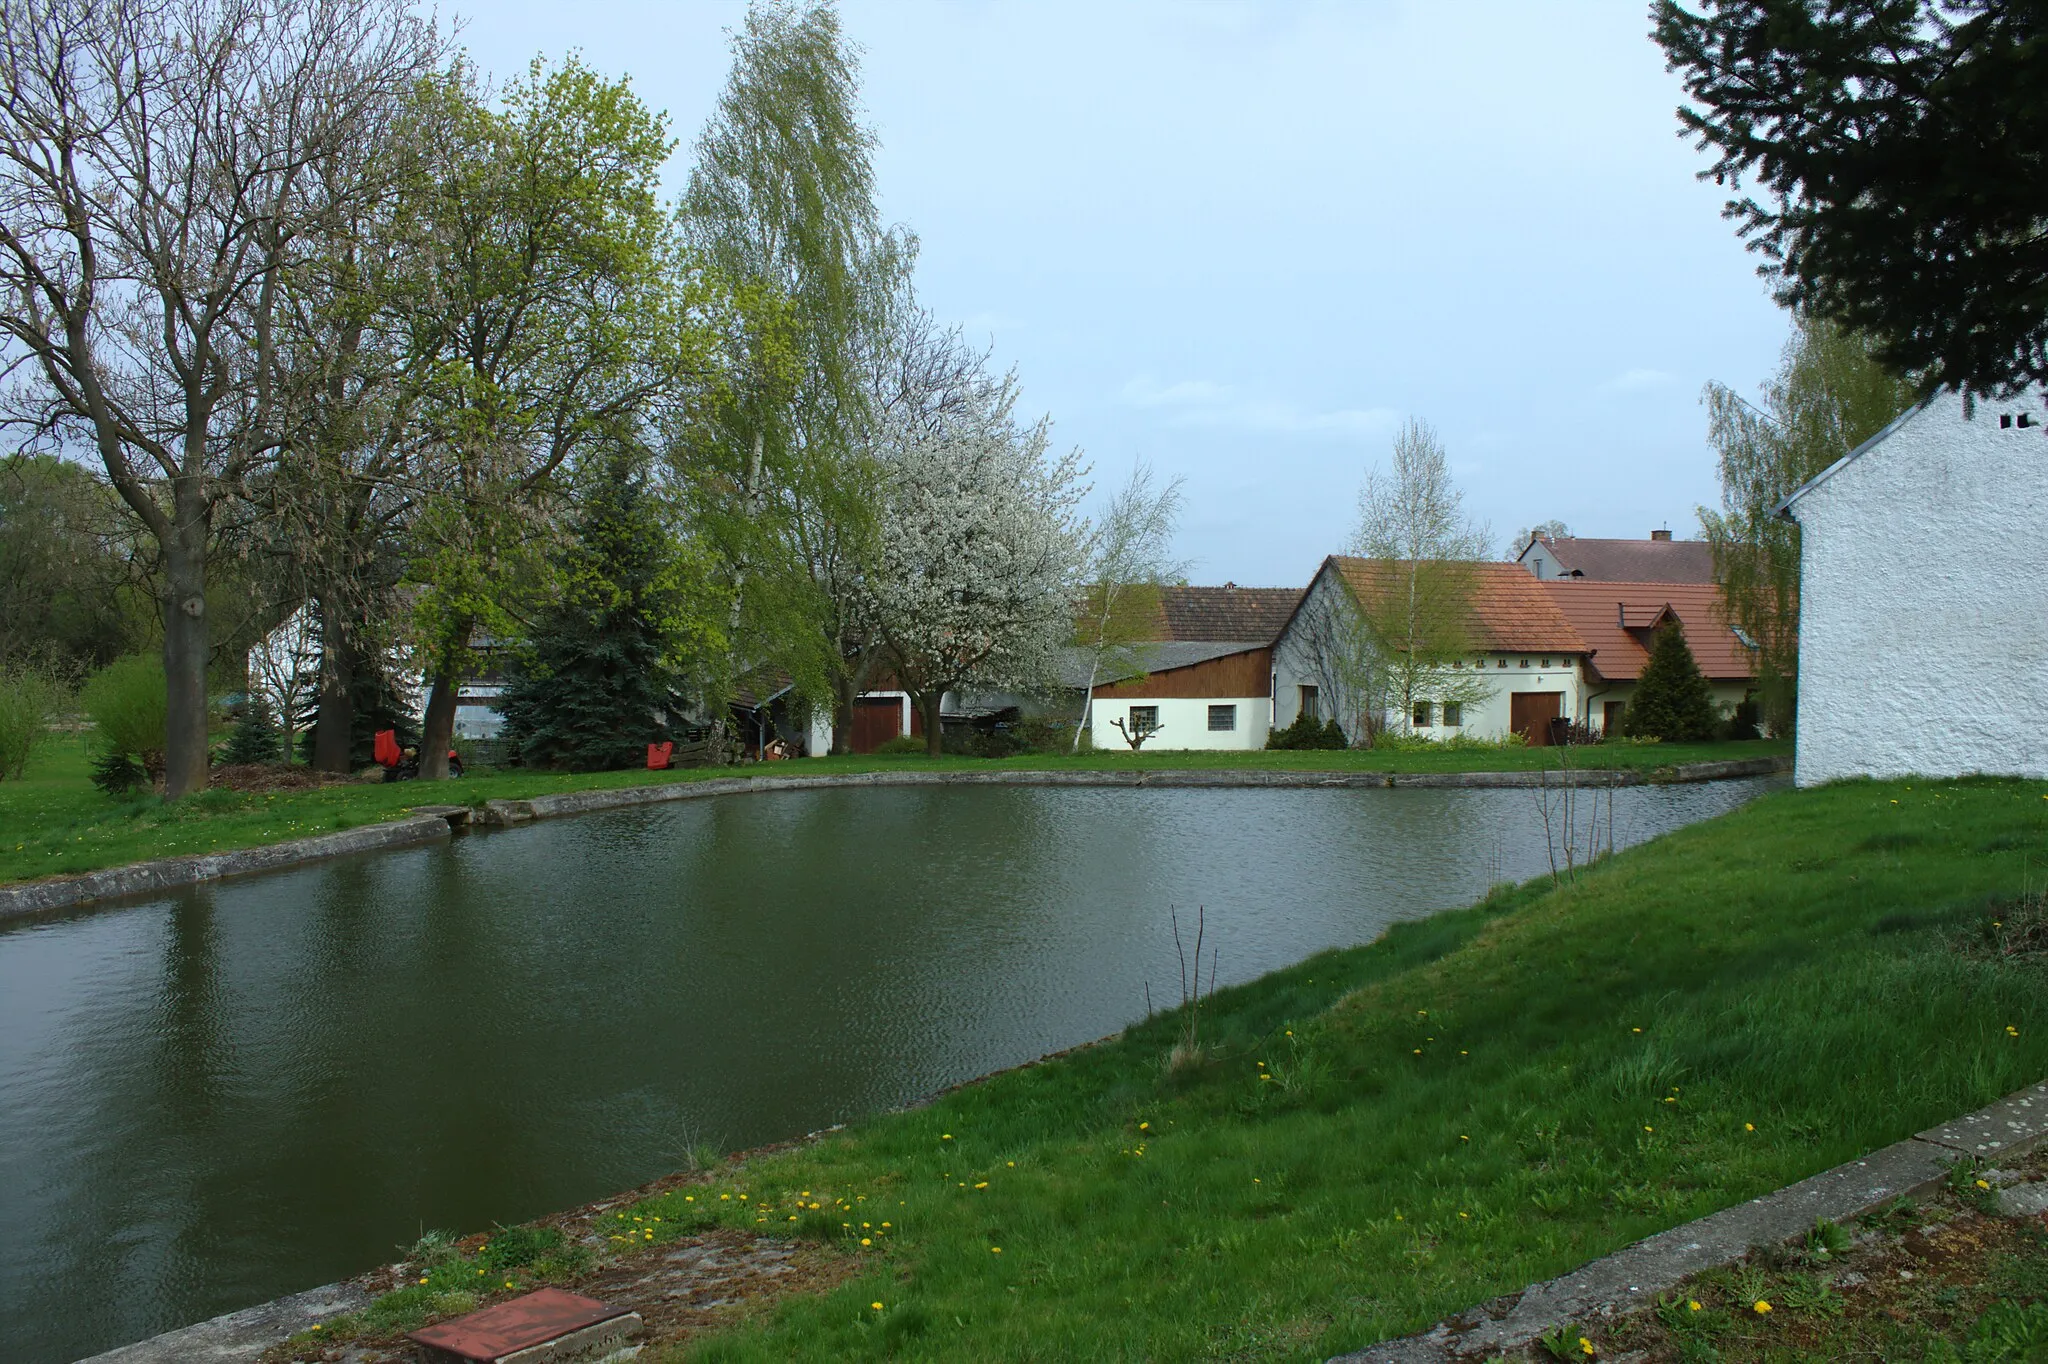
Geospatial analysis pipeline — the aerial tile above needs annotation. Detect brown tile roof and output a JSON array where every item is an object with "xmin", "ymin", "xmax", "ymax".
[
  {"xmin": 1150, "ymin": 585, "xmax": 1302, "ymax": 644},
  {"xmin": 1540, "ymin": 580, "xmax": 1757, "ymax": 682},
  {"xmin": 1326, "ymin": 558, "xmax": 1589, "ymax": 653},
  {"xmin": 1534, "ymin": 536, "xmax": 1716, "ymax": 584}
]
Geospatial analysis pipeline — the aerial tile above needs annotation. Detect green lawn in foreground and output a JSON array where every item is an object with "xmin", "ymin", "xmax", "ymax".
[
  {"xmin": 311, "ymin": 775, "xmax": 2048, "ymax": 1361},
  {"xmin": 0, "ymin": 733, "xmax": 1785, "ymax": 888}
]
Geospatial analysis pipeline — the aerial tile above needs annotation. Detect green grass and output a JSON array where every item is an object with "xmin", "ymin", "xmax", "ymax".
[
  {"xmin": 511, "ymin": 775, "xmax": 2047, "ymax": 1362},
  {"xmin": 0, "ymin": 733, "xmax": 1785, "ymax": 887}
]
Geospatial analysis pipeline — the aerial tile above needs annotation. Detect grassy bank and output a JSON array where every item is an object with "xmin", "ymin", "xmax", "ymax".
[
  {"xmin": 302, "ymin": 774, "xmax": 2046, "ymax": 1362},
  {"xmin": 0, "ymin": 733, "xmax": 1784, "ymax": 888}
]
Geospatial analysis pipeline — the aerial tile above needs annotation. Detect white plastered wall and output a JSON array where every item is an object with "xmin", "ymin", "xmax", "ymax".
[
  {"xmin": 1089, "ymin": 696, "xmax": 1272, "ymax": 751},
  {"xmin": 1787, "ymin": 389, "xmax": 2048, "ymax": 785}
]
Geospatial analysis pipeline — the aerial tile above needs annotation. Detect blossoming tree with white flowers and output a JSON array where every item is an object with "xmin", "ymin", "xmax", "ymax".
[{"xmin": 868, "ymin": 371, "xmax": 1087, "ymax": 756}]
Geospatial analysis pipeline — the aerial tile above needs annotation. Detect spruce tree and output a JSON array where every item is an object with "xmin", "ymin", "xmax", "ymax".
[
  {"xmin": 500, "ymin": 446, "xmax": 698, "ymax": 771},
  {"xmin": 1623, "ymin": 623, "xmax": 1719, "ymax": 743},
  {"xmin": 222, "ymin": 695, "xmax": 282, "ymax": 765}
]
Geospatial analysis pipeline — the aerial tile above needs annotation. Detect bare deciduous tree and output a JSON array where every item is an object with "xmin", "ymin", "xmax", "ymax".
[
  {"xmin": 0, "ymin": 0, "xmax": 441, "ymax": 795},
  {"xmin": 1071, "ymin": 458, "xmax": 1187, "ymax": 751}
]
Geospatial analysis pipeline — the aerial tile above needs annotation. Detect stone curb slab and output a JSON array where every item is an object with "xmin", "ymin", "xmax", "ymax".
[
  {"xmin": 76, "ymin": 1280, "xmax": 371, "ymax": 1364},
  {"xmin": 1916, "ymin": 1079, "xmax": 2048, "ymax": 1156},
  {"xmin": 1330, "ymin": 1075, "xmax": 2047, "ymax": 1363},
  {"xmin": 0, "ymin": 815, "xmax": 452, "ymax": 922}
]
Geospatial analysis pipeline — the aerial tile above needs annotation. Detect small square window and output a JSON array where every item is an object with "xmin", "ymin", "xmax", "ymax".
[
  {"xmin": 1129, "ymin": 705, "xmax": 1160, "ymax": 735},
  {"xmin": 1207, "ymin": 704, "xmax": 1236, "ymax": 732},
  {"xmin": 1519, "ymin": 658, "xmax": 1530, "ymax": 668},
  {"xmin": 1442, "ymin": 702, "xmax": 1463, "ymax": 727},
  {"xmin": 1412, "ymin": 701, "xmax": 1433, "ymax": 727},
  {"xmin": 1541, "ymin": 658, "xmax": 1552, "ymax": 668},
  {"xmin": 1496, "ymin": 658, "xmax": 1507, "ymax": 669}
]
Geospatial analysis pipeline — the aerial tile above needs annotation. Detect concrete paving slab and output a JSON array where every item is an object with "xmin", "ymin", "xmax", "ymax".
[
  {"xmin": 76, "ymin": 1280, "xmax": 370, "ymax": 1364},
  {"xmin": 1917, "ymin": 1080, "xmax": 2048, "ymax": 1156}
]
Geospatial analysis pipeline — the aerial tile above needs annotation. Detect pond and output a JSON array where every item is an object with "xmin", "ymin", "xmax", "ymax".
[{"xmin": 0, "ymin": 778, "xmax": 1777, "ymax": 1362}]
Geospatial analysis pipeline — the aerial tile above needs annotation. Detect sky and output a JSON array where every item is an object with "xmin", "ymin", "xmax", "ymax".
[{"xmin": 454, "ymin": 0, "xmax": 1791, "ymax": 588}]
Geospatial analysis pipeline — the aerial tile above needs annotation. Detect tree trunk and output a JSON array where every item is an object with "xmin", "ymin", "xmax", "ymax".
[
  {"xmin": 311, "ymin": 605, "xmax": 356, "ymax": 774},
  {"xmin": 831, "ymin": 671, "xmax": 858, "ymax": 756},
  {"xmin": 418, "ymin": 669, "xmax": 459, "ymax": 780},
  {"xmin": 160, "ymin": 482, "xmax": 211, "ymax": 799},
  {"xmin": 921, "ymin": 690, "xmax": 944, "ymax": 758}
]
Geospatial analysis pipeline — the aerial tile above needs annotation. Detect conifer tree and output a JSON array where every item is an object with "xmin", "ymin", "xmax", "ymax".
[
  {"xmin": 1623, "ymin": 623, "xmax": 1719, "ymax": 743},
  {"xmin": 222, "ymin": 696, "xmax": 283, "ymax": 766},
  {"xmin": 499, "ymin": 445, "xmax": 714, "ymax": 772}
]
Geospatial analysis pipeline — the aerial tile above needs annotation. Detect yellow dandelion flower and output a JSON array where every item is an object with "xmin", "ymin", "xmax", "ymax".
[
  {"xmin": 991, "ymin": 1246, "xmax": 1002, "ymax": 1254},
  {"xmin": 1688, "ymin": 1300, "xmax": 1701, "ymax": 1312},
  {"xmin": 861, "ymin": 1237, "xmax": 872, "ymax": 1246},
  {"xmin": 872, "ymin": 1302, "xmax": 884, "ymax": 1311},
  {"xmin": 1753, "ymin": 1300, "xmax": 1771, "ymax": 1314}
]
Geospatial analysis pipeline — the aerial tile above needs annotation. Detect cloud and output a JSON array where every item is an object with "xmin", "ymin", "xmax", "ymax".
[
  {"xmin": 1119, "ymin": 375, "xmax": 1398, "ymax": 440},
  {"xmin": 1598, "ymin": 367, "xmax": 1675, "ymax": 395}
]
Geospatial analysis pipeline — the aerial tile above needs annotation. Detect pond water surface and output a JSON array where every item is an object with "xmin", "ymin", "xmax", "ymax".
[{"xmin": 0, "ymin": 778, "xmax": 1776, "ymax": 1362}]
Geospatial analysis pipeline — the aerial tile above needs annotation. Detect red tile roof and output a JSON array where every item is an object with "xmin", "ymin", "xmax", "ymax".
[
  {"xmin": 1534, "ymin": 536, "xmax": 1716, "ymax": 584},
  {"xmin": 1326, "ymin": 558, "xmax": 1589, "ymax": 653},
  {"xmin": 1540, "ymin": 580, "xmax": 1757, "ymax": 682}
]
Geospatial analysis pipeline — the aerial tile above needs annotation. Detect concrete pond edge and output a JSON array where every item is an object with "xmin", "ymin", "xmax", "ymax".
[
  {"xmin": 0, "ymin": 754, "xmax": 1787, "ymax": 923},
  {"xmin": 1328, "ymin": 1077, "xmax": 2048, "ymax": 1363}
]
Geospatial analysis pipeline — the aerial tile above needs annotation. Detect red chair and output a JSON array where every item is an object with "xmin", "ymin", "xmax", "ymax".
[
  {"xmin": 373, "ymin": 729, "xmax": 403, "ymax": 768},
  {"xmin": 647, "ymin": 741, "xmax": 674, "ymax": 770}
]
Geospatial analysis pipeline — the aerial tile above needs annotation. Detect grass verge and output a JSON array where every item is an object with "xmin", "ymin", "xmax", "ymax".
[
  {"xmin": 0, "ymin": 734, "xmax": 1784, "ymax": 888},
  {"xmin": 285, "ymin": 774, "xmax": 2045, "ymax": 1363}
]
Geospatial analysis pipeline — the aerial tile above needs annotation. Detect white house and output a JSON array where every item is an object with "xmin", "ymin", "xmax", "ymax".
[
  {"xmin": 1778, "ymin": 388, "xmax": 2048, "ymax": 785},
  {"xmin": 1272, "ymin": 558, "xmax": 1596, "ymax": 744}
]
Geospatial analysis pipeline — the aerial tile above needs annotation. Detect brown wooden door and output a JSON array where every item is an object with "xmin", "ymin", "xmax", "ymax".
[
  {"xmin": 1509, "ymin": 691, "xmax": 1563, "ymax": 746},
  {"xmin": 1603, "ymin": 701, "xmax": 1628, "ymax": 737},
  {"xmin": 851, "ymin": 697, "xmax": 904, "ymax": 753}
]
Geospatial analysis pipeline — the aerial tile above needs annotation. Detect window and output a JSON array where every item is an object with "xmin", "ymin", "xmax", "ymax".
[
  {"xmin": 1129, "ymin": 705, "xmax": 1160, "ymax": 736},
  {"xmin": 1541, "ymin": 658, "xmax": 1552, "ymax": 669},
  {"xmin": 1519, "ymin": 658, "xmax": 1530, "ymax": 668},
  {"xmin": 1442, "ymin": 702, "xmax": 1463, "ymax": 727},
  {"xmin": 1412, "ymin": 701, "xmax": 1433, "ymax": 728},
  {"xmin": 1298, "ymin": 684, "xmax": 1320, "ymax": 721},
  {"xmin": 1208, "ymin": 704, "xmax": 1237, "ymax": 732},
  {"xmin": 1496, "ymin": 658, "xmax": 1507, "ymax": 669}
]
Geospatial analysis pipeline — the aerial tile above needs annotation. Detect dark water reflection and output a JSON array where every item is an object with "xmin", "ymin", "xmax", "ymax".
[{"xmin": 0, "ymin": 779, "xmax": 1774, "ymax": 1362}]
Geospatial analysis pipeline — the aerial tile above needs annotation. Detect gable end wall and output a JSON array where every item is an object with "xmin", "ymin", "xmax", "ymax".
[{"xmin": 1791, "ymin": 390, "xmax": 2048, "ymax": 784}]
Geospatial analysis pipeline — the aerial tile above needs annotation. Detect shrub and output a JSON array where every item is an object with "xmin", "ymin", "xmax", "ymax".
[
  {"xmin": 1266, "ymin": 712, "xmax": 1347, "ymax": 750},
  {"xmin": 221, "ymin": 694, "xmax": 282, "ymax": 765},
  {"xmin": 81, "ymin": 654, "xmax": 168, "ymax": 776},
  {"xmin": 0, "ymin": 665, "xmax": 64, "ymax": 779},
  {"xmin": 874, "ymin": 734, "xmax": 927, "ymax": 756}
]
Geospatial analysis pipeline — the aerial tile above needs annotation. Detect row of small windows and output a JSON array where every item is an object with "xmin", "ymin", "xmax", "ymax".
[
  {"xmin": 1126, "ymin": 704, "xmax": 1240, "ymax": 733},
  {"xmin": 1451, "ymin": 657, "xmax": 1556, "ymax": 669}
]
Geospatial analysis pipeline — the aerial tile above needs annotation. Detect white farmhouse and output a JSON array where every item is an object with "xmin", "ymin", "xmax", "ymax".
[{"xmin": 1778, "ymin": 388, "xmax": 2048, "ymax": 785}]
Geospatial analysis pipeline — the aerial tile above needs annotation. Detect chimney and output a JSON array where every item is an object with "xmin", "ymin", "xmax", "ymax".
[{"xmin": 1650, "ymin": 529, "xmax": 1672, "ymax": 542}]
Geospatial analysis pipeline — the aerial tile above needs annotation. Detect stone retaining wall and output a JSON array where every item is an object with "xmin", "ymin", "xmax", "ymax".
[{"xmin": 1, "ymin": 756, "xmax": 1789, "ymax": 920}]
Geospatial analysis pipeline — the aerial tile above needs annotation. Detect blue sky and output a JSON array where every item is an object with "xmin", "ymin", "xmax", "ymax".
[{"xmin": 457, "ymin": 1, "xmax": 1789, "ymax": 587}]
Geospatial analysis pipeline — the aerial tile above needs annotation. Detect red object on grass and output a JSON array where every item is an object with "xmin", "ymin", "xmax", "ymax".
[
  {"xmin": 408, "ymin": 1286, "xmax": 634, "ymax": 1363},
  {"xmin": 373, "ymin": 729, "xmax": 402, "ymax": 768},
  {"xmin": 647, "ymin": 740, "xmax": 673, "ymax": 770}
]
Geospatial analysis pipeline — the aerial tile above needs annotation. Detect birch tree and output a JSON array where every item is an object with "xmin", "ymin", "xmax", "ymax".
[
  {"xmin": 1349, "ymin": 418, "xmax": 1493, "ymax": 739},
  {"xmin": 869, "ymin": 374, "xmax": 1087, "ymax": 757},
  {"xmin": 1071, "ymin": 458, "xmax": 1187, "ymax": 750},
  {"xmin": 680, "ymin": 0, "xmax": 909, "ymax": 711},
  {"xmin": 1699, "ymin": 312, "xmax": 1915, "ymax": 735},
  {"xmin": 0, "ymin": 0, "xmax": 441, "ymax": 795}
]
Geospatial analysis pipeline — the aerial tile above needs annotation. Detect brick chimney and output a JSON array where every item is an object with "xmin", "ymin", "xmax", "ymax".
[{"xmin": 1650, "ymin": 529, "xmax": 1672, "ymax": 541}]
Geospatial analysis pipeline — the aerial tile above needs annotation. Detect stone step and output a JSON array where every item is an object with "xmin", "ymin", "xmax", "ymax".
[{"xmin": 408, "ymin": 1288, "xmax": 640, "ymax": 1364}]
